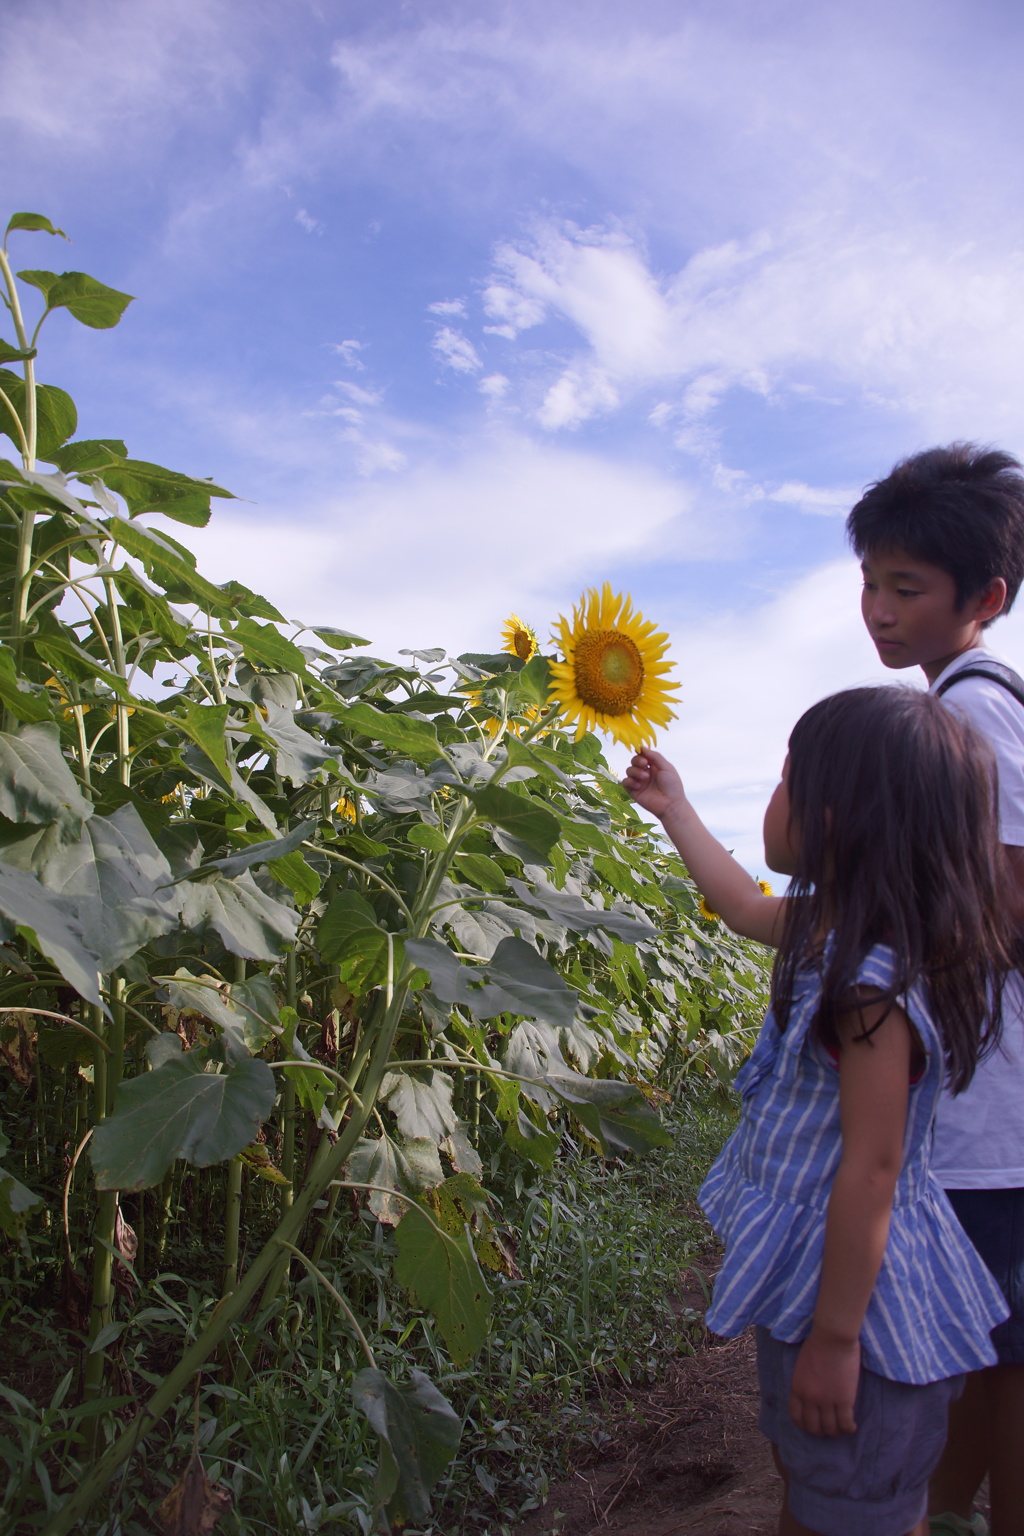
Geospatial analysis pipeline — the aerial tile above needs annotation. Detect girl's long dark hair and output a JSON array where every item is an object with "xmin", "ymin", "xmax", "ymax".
[{"xmin": 770, "ymin": 686, "xmax": 1019, "ymax": 1091}]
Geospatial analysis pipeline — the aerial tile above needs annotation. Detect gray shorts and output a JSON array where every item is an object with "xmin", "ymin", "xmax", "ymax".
[{"xmin": 756, "ymin": 1327, "xmax": 963, "ymax": 1536}]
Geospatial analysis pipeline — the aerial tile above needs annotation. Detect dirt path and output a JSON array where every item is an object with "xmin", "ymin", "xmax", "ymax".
[{"xmin": 514, "ymin": 1267, "xmax": 783, "ymax": 1536}]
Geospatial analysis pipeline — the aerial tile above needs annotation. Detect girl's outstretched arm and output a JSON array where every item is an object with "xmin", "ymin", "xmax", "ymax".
[
  {"xmin": 789, "ymin": 994, "xmax": 912, "ymax": 1437},
  {"xmin": 622, "ymin": 748, "xmax": 784, "ymax": 946}
]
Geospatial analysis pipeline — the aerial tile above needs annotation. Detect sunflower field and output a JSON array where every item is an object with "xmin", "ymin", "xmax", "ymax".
[{"xmin": 0, "ymin": 212, "xmax": 770, "ymax": 1534}]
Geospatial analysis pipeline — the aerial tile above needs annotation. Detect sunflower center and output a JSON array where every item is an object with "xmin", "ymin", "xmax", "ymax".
[
  {"xmin": 573, "ymin": 630, "xmax": 645, "ymax": 715},
  {"xmin": 513, "ymin": 627, "xmax": 534, "ymax": 660}
]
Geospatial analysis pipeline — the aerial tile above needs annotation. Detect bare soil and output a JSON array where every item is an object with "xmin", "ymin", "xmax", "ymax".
[{"xmin": 514, "ymin": 1264, "xmax": 783, "ymax": 1536}]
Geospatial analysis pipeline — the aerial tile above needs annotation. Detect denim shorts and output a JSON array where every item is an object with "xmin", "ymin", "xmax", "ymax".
[
  {"xmin": 946, "ymin": 1187, "xmax": 1024, "ymax": 1365},
  {"xmin": 756, "ymin": 1327, "xmax": 963, "ymax": 1536}
]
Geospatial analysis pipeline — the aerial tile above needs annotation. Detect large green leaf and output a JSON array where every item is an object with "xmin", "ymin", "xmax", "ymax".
[
  {"xmin": 179, "ymin": 870, "xmax": 300, "ymax": 961},
  {"xmin": 107, "ymin": 517, "xmax": 233, "ymax": 612},
  {"xmin": 0, "ymin": 369, "xmax": 77, "ymax": 459},
  {"xmin": 317, "ymin": 890, "xmax": 397, "ymax": 994},
  {"xmin": 229, "ymin": 618, "xmax": 308, "ymax": 675},
  {"xmin": 93, "ymin": 457, "xmax": 232, "ymax": 526},
  {"xmin": 393, "ymin": 1204, "xmax": 492, "ymax": 1365},
  {"xmin": 181, "ymin": 819, "xmax": 315, "ymax": 881},
  {"xmin": 176, "ymin": 701, "xmax": 231, "ymax": 781},
  {"xmin": 0, "ymin": 864, "xmax": 101, "ymax": 1003},
  {"xmin": 381, "ymin": 1070, "xmax": 459, "ymax": 1144},
  {"xmin": 404, "ymin": 935, "xmax": 577, "ymax": 1027},
  {"xmin": 19, "ymin": 269, "xmax": 133, "ymax": 329},
  {"xmin": 509, "ymin": 876, "xmax": 656, "ymax": 943},
  {"xmin": 345, "ymin": 1133, "xmax": 444, "ymax": 1225},
  {"xmin": 49, "ymin": 439, "xmax": 128, "ymax": 473},
  {"xmin": 0, "ymin": 722, "xmax": 91, "ymax": 839},
  {"xmin": 160, "ymin": 970, "xmax": 276, "ymax": 1057},
  {"xmin": 352, "ymin": 1368, "xmax": 461, "ymax": 1527},
  {"xmin": 259, "ymin": 704, "xmax": 334, "ymax": 784},
  {"xmin": 90, "ymin": 1050, "xmax": 277, "ymax": 1190},
  {"xmin": 0, "ymin": 647, "xmax": 53, "ymax": 722},
  {"xmin": 335, "ymin": 701, "xmax": 441, "ymax": 765},
  {"xmin": 3, "ymin": 804, "xmax": 179, "ymax": 973},
  {"xmin": 182, "ymin": 742, "xmax": 278, "ymax": 834},
  {"xmin": 544, "ymin": 1073, "xmax": 671, "ymax": 1155},
  {"xmin": 6, "ymin": 212, "xmax": 67, "ymax": 239},
  {"xmin": 467, "ymin": 781, "xmax": 560, "ymax": 864}
]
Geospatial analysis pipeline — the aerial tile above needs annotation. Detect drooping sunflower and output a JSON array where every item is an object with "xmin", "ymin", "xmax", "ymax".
[
  {"xmin": 757, "ymin": 879, "xmax": 774, "ymax": 897},
  {"xmin": 548, "ymin": 584, "xmax": 680, "ymax": 750},
  {"xmin": 502, "ymin": 613, "xmax": 539, "ymax": 663},
  {"xmin": 336, "ymin": 795, "xmax": 358, "ymax": 824},
  {"xmin": 698, "ymin": 895, "xmax": 719, "ymax": 921}
]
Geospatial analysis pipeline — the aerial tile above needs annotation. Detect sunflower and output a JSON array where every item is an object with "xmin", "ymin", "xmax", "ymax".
[
  {"xmin": 757, "ymin": 879, "xmax": 774, "ymax": 897},
  {"xmin": 698, "ymin": 895, "xmax": 719, "ymax": 921},
  {"xmin": 502, "ymin": 613, "xmax": 539, "ymax": 663},
  {"xmin": 548, "ymin": 584, "xmax": 680, "ymax": 749},
  {"xmin": 337, "ymin": 795, "xmax": 358, "ymax": 824}
]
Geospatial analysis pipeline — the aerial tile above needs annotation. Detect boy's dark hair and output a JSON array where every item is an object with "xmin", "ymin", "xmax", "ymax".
[
  {"xmin": 771, "ymin": 686, "xmax": 1020, "ymax": 1092},
  {"xmin": 847, "ymin": 443, "xmax": 1024, "ymax": 621}
]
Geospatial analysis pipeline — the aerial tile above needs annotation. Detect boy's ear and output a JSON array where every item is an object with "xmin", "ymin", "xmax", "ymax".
[{"xmin": 974, "ymin": 577, "xmax": 1008, "ymax": 623}]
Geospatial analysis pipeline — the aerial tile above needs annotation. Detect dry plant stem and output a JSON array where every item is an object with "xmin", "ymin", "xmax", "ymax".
[{"xmin": 82, "ymin": 989, "xmax": 124, "ymax": 1449}]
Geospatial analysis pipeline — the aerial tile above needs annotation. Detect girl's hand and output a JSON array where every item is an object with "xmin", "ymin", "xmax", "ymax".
[
  {"xmin": 789, "ymin": 1331, "xmax": 861, "ymax": 1437},
  {"xmin": 622, "ymin": 749, "xmax": 688, "ymax": 823}
]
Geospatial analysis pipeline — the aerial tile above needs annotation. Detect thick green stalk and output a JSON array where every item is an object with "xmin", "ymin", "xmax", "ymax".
[
  {"xmin": 82, "ymin": 987, "xmax": 124, "ymax": 1437},
  {"xmin": 43, "ymin": 972, "xmax": 414, "ymax": 1536},
  {"xmin": 221, "ymin": 1159, "xmax": 243, "ymax": 1296}
]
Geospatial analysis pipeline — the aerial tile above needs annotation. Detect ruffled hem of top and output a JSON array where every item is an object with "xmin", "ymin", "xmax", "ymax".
[{"xmin": 700, "ymin": 1155, "xmax": 1008, "ymax": 1385}]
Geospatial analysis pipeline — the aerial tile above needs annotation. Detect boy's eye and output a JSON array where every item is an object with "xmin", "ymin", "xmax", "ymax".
[{"xmin": 897, "ymin": 588, "xmax": 920, "ymax": 598}]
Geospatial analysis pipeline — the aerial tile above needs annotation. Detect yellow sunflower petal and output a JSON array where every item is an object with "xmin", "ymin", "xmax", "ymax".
[
  {"xmin": 547, "ymin": 584, "xmax": 680, "ymax": 751},
  {"xmin": 757, "ymin": 879, "xmax": 774, "ymax": 897},
  {"xmin": 501, "ymin": 613, "xmax": 539, "ymax": 663},
  {"xmin": 698, "ymin": 895, "xmax": 719, "ymax": 921}
]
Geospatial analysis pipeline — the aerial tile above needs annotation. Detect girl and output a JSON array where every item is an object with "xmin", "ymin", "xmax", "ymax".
[{"xmin": 624, "ymin": 687, "xmax": 1015, "ymax": 1536}]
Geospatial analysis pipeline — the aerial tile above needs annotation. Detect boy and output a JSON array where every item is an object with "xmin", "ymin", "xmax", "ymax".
[{"xmin": 848, "ymin": 443, "xmax": 1024, "ymax": 1536}]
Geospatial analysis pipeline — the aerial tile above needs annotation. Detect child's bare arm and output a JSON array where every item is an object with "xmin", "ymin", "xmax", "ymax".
[
  {"xmin": 622, "ymin": 749, "xmax": 784, "ymax": 946},
  {"xmin": 789, "ymin": 994, "xmax": 912, "ymax": 1436}
]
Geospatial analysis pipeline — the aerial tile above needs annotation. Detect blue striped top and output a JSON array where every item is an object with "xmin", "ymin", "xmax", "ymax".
[{"xmin": 699, "ymin": 945, "xmax": 1009, "ymax": 1384}]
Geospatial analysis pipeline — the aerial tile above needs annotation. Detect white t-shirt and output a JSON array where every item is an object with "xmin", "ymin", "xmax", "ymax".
[{"xmin": 930, "ymin": 645, "xmax": 1024, "ymax": 1188}]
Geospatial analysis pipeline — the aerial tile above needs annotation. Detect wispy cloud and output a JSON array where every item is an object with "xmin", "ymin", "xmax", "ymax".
[{"xmin": 432, "ymin": 326, "xmax": 482, "ymax": 373}]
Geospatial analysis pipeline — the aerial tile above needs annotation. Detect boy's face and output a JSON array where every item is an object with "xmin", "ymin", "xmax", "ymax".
[{"xmin": 860, "ymin": 547, "xmax": 1006, "ymax": 681}]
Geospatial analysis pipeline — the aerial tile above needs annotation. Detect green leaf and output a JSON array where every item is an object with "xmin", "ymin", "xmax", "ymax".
[
  {"xmin": 179, "ymin": 871, "xmax": 300, "ymax": 961},
  {"xmin": 381, "ymin": 1070, "xmax": 459, "ymax": 1143},
  {"xmin": 545, "ymin": 1074, "xmax": 671, "ymax": 1156},
  {"xmin": 107, "ymin": 518, "xmax": 233, "ymax": 613},
  {"xmin": 181, "ymin": 820, "xmax": 315, "ymax": 882},
  {"xmin": 176, "ymin": 702, "xmax": 231, "ymax": 782},
  {"xmin": 49, "ymin": 439, "xmax": 128, "ymax": 473},
  {"xmin": 404, "ymin": 935, "xmax": 577, "ymax": 1027},
  {"xmin": 509, "ymin": 877, "xmax": 656, "ymax": 943},
  {"xmin": 259, "ymin": 703, "xmax": 334, "ymax": 784},
  {"xmin": 311, "ymin": 626, "xmax": 371, "ymax": 649},
  {"xmin": 4, "ymin": 804, "xmax": 178, "ymax": 973},
  {"xmin": 229, "ymin": 618, "xmax": 308, "ymax": 675},
  {"xmin": 0, "ymin": 369, "xmax": 77, "ymax": 459},
  {"xmin": 0, "ymin": 864, "xmax": 101, "ymax": 1003},
  {"xmin": 467, "ymin": 782, "xmax": 560, "ymax": 864},
  {"xmin": 0, "ymin": 647, "xmax": 52, "ymax": 722},
  {"xmin": 0, "ymin": 722, "xmax": 92, "ymax": 839},
  {"xmin": 336, "ymin": 701, "xmax": 442, "ymax": 765},
  {"xmin": 516, "ymin": 653, "xmax": 554, "ymax": 706},
  {"xmin": 0, "ymin": 341, "xmax": 36, "ymax": 364},
  {"xmin": 160, "ymin": 970, "xmax": 274, "ymax": 1056},
  {"xmin": 92, "ymin": 457, "xmax": 232, "ymax": 525},
  {"xmin": 452, "ymin": 852, "xmax": 506, "ymax": 892},
  {"xmin": 267, "ymin": 848, "xmax": 321, "ymax": 905},
  {"xmin": 352, "ymin": 1368, "xmax": 461, "ymax": 1526},
  {"xmin": 456, "ymin": 652, "xmax": 522, "ymax": 674},
  {"xmin": 407, "ymin": 823, "xmax": 447, "ymax": 852},
  {"xmin": 346, "ymin": 1133, "xmax": 444, "ymax": 1225},
  {"xmin": 6, "ymin": 213, "xmax": 68, "ymax": 239},
  {"xmin": 394, "ymin": 1204, "xmax": 492, "ymax": 1365},
  {"xmin": 317, "ymin": 890, "xmax": 397, "ymax": 994},
  {"xmin": 20, "ymin": 270, "xmax": 134, "ymax": 329},
  {"xmin": 90, "ymin": 1051, "xmax": 277, "ymax": 1190}
]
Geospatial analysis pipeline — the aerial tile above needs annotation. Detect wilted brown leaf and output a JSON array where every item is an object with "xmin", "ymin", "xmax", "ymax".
[{"xmin": 156, "ymin": 1451, "xmax": 231, "ymax": 1536}]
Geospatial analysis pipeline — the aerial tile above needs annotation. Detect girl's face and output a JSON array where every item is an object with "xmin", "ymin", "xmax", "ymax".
[{"xmin": 763, "ymin": 755, "xmax": 800, "ymax": 874}]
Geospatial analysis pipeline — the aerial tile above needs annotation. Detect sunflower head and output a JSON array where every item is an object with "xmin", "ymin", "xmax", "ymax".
[
  {"xmin": 757, "ymin": 879, "xmax": 774, "ymax": 897},
  {"xmin": 337, "ymin": 795, "xmax": 358, "ymax": 824},
  {"xmin": 547, "ymin": 584, "xmax": 680, "ymax": 750},
  {"xmin": 502, "ymin": 613, "xmax": 539, "ymax": 663},
  {"xmin": 698, "ymin": 895, "xmax": 719, "ymax": 921}
]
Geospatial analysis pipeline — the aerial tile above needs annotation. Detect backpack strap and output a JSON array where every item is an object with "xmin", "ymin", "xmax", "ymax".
[{"xmin": 935, "ymin": 657, "xmax": 1024, "ymax": 711}]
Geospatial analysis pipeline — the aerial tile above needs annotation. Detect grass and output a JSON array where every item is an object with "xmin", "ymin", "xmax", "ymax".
[{"xmin": 0, "ymin": 1082, "xmax": 738, "ymax": 1535}]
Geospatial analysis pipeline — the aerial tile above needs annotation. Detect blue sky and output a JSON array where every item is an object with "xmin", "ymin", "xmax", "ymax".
[{"xmin": 5, "ymin": 0, "xmax": 1024, "ymax": 867}]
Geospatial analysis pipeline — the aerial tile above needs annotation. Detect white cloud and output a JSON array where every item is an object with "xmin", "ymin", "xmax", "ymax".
[
  {"xmin": 333, "ymin": 380, "xmax": 383, "ymax": 407},
  {"xmin": 331, "ymin": 341, "xmax": 367, "ymax": 368},
  {"xmin": 295, "ymin": 207, "xmax": 322, "ymax": 234},
  {"xmin": 181, "ymin": 434, "xmax": 702, "ymax": 657},
  {"xmin": 428, "ymin": 299, "xmax": 466, "ymax": 316},
  {"xmin": 479, "ymin": 373, "xmax": 509, "ymax": 398},
  {"xmin": 769, "ymin": 482, "xmax": 863, "ymax": 517},
  {"xmin": 432, "ymin": 326, "xmax": 481, "ymax": 373}
]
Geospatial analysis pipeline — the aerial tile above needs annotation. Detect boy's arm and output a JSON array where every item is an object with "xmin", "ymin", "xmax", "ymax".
[
  {"xmin": 622, "ymin": 749, "xmax": 785, "ymax": 946},
  {"xmin": 789, "ymin": 995, "xmax": 911, "ymax": 1437}
]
